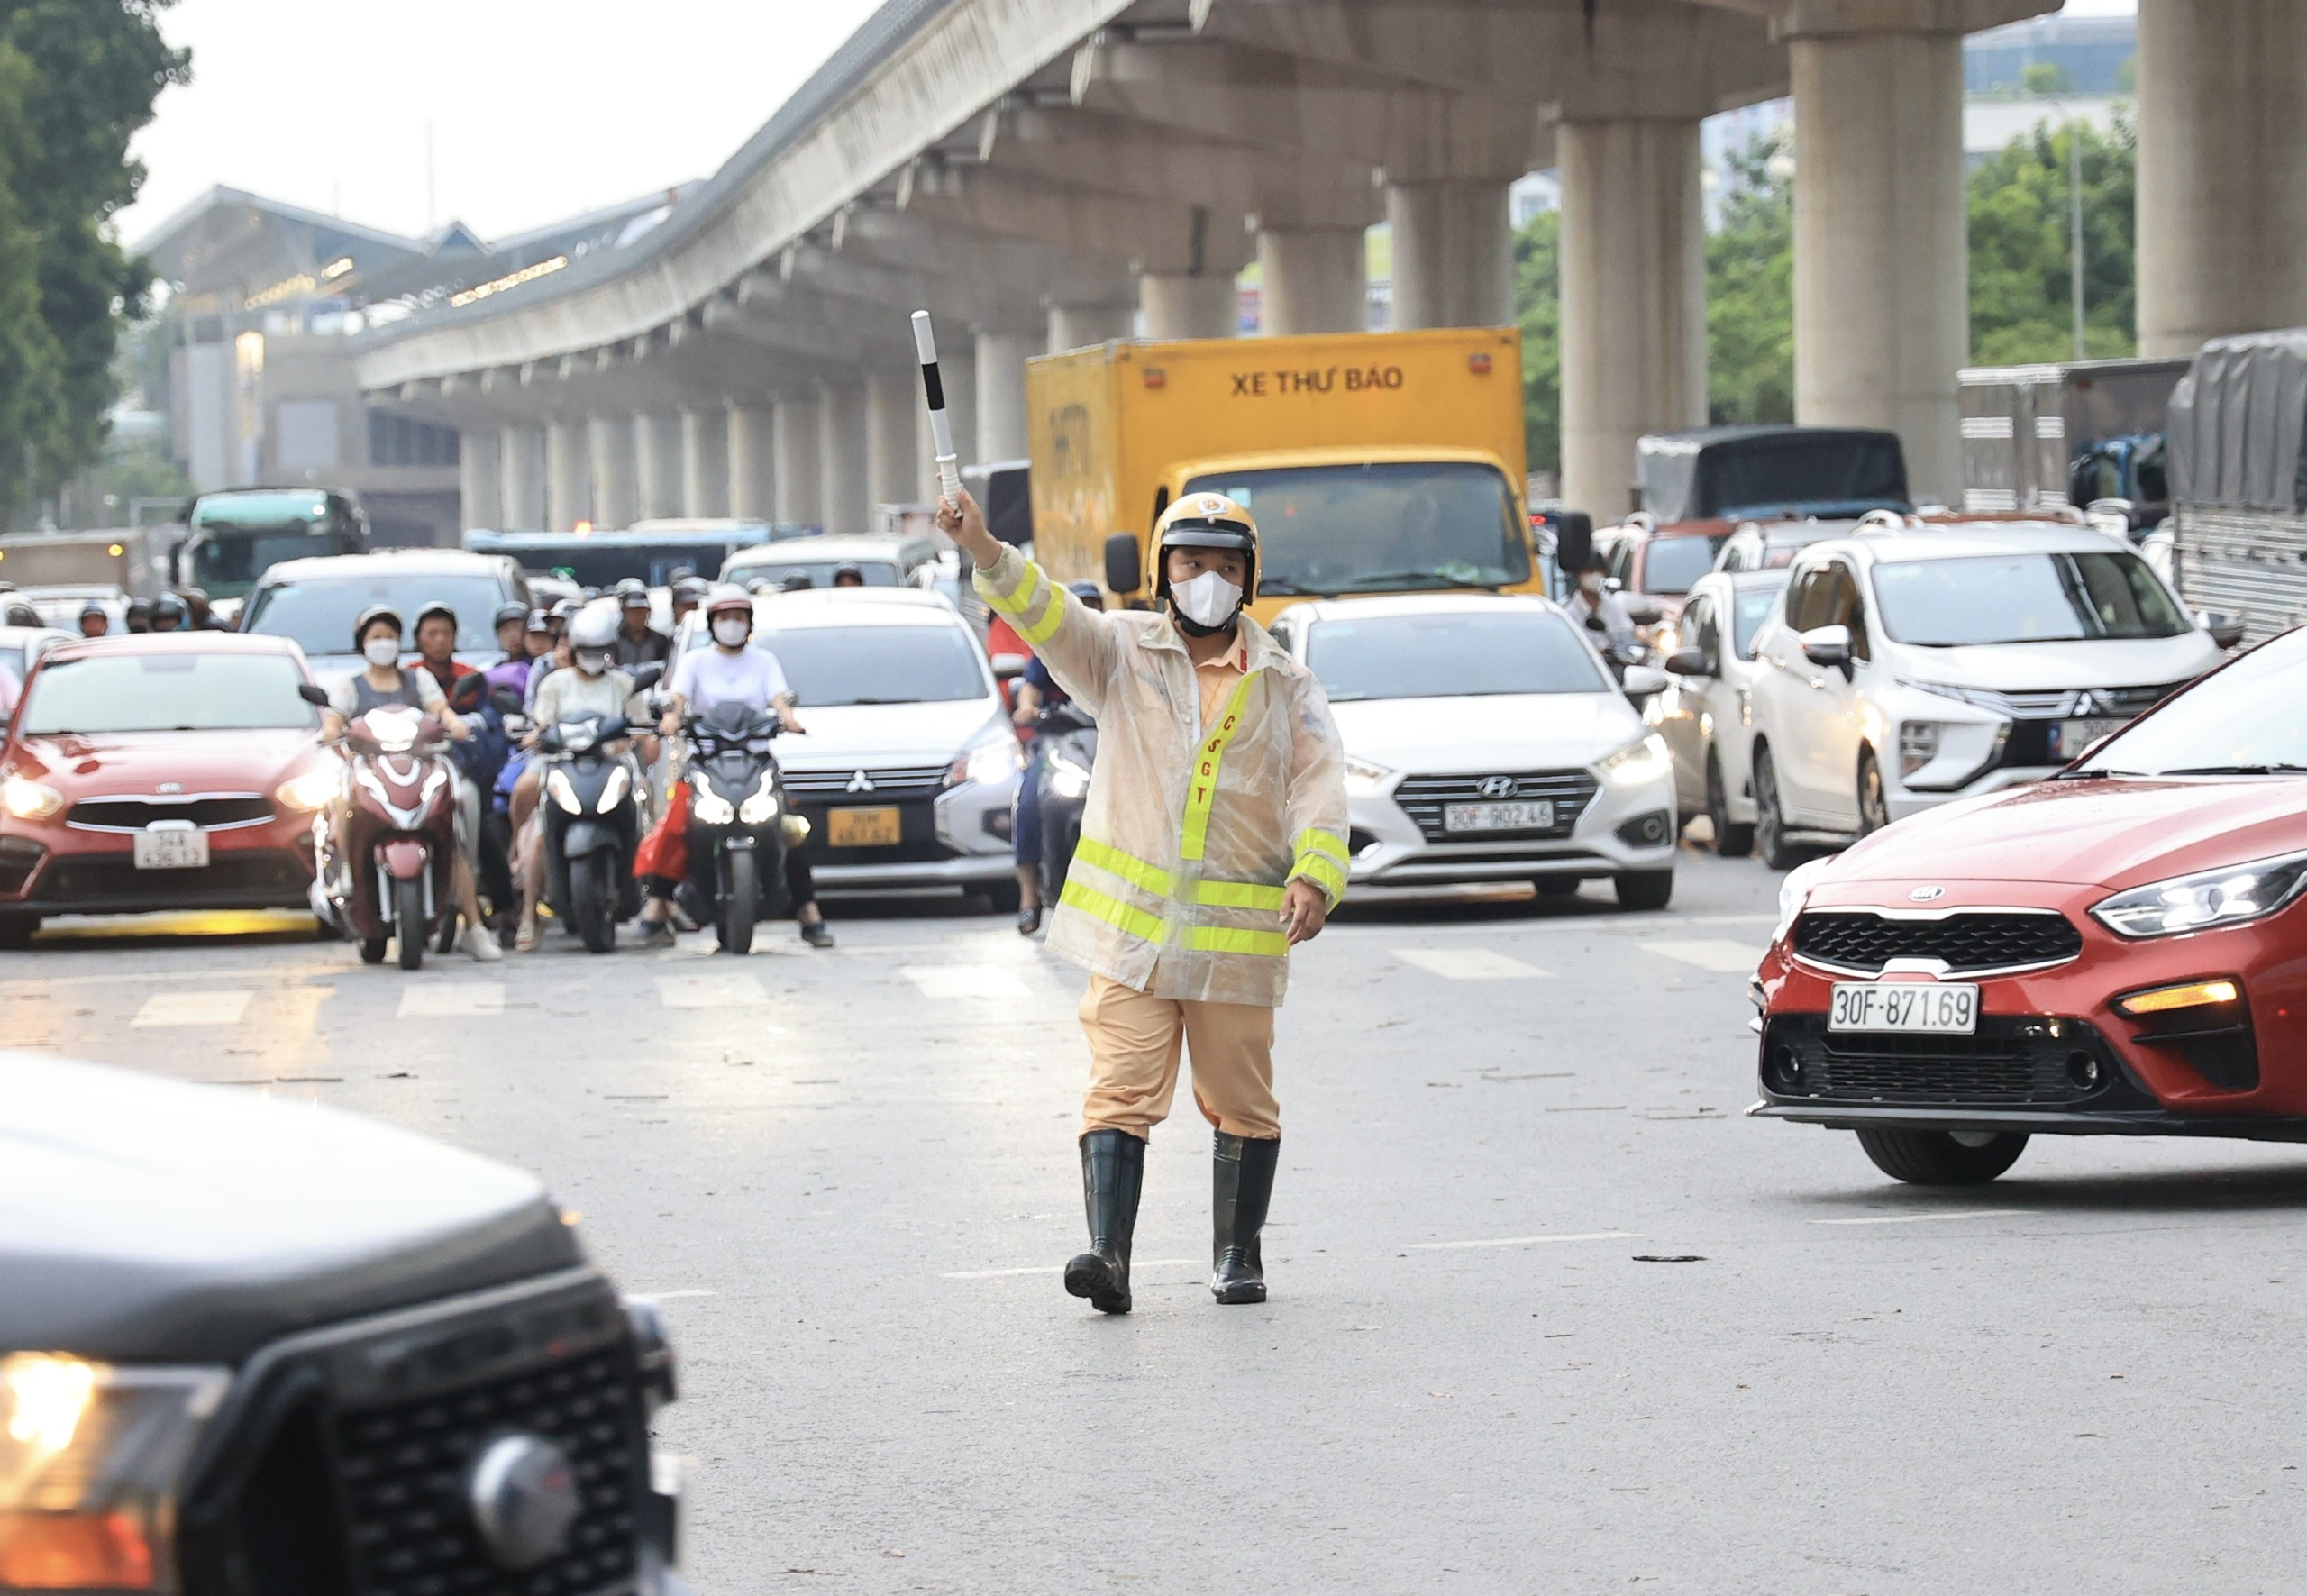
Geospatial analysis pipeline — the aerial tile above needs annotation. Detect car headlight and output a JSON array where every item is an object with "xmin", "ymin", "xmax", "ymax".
[
  {"xmin": 598, "ymin": 764, "xmax": 631, "ymax": 814},
  {"xmin": 949, "ymin": 733, "xmax": 1022, "ymax": 789},
  {"xmin": 1597, "ymin": 732, "xmax": 1671, "ymax": 788},
  {"xmin": 545, "ymin": 767, "xmax": 583, "ymax": 815},
  {"xmin": 0, "ymin": 1353, "xmax": 230, "ymax": 1593},
  {"xmin": 738, "ymin": 773, "xmax": 780, "ymax": 825},
  {"xmin": 1344, "ymin": 758, "xmax": 1393, "ymax": 798},
  {"xmin": 1774, "ymin": 856, "xmax": 1831, "ymax": 944},
  {"xmin": 1047, "ymin": 754, "xmax": 1090, "ymax": 799},
  {"xmin": 688, "ymin": 775, "xmax": 735, "ymax": 826},
  {"xmin": 2092, "ymin": 850, "xmax": 2307, "ymax": 939},
  {"xmin": 273, "ymin": 766, "xmax": 340, "ymax": 812},
  {"xmin": 0, "ymin": 776, "xmax": 62, "ymax": 821}
]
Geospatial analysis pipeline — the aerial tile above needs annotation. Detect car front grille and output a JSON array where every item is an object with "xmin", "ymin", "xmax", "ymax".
[
  {"xmin": 1762, "ymin": 1013, "xmax": 2124, "ymax": 1106},
  {"xmin": 1792, "ymin": 909, "xmax": 2082, "ymax": 975},
  {"xmin": 1392, "ymin": 771, "xmax": 1599, "ymax": 844},
  {"xmin": 1919, "ymin": 681, "xmax": 2186, "ymax": 719},
  {"xmin": 780, "ymin": 763, "xmax": 951, "ymax": 802},
  {"xmin": 68, "ymin": 794, "xmax": 273, "ymax": 831}
]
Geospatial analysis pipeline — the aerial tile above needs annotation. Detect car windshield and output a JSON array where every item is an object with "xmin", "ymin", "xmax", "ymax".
[
  {"xmin": 761, "ymin": 625, "xmax": 985, "ymax": 706},
  {"xmin": 1732, "ymin": 581, "xmax": 1789, "ymax": 658},
  {"xmin": 1180, "ymin": 461, "xmax": 1529, "ymax": 595},
  {"xmin": 190, "ymin": 531, "xmax": 336, "ymax": 597},
  {"xmin": 1640, "ymin": 535, "xmax": 1721, "ymax": 595},
  {"xmin": 243, "ymin": 573, "xmax": 511, "ymax": 655},
  {"xmin": 1305, "ymin": 610, "xmax": 1609, "ymax": 701},
  {"xmin": 1871, "ymin": 551, "xmax": 2191, "ymax": 646},
  {"xmin": 2075, "ymin": 630, "xmax": 2307, "ymax": 776},
  {"xmin": 725, "ymin": 559, "xmax": 901, "ymax": 590},
  {"xmin": 17, "ymin": 652, "xmax": 317, "ymax": 734}
]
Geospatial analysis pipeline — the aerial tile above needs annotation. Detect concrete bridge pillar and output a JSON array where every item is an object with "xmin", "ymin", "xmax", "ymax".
[
  {"xmin": 1789, "ymin": 13, "xmax": 1968, "ymax": 504},
  {"xmin": 818, "ymin": 381, "xmax": 870, "ymax": 537},
  {"xmin": 680, "ymin": 406, "xmax": 730, "ymax": 519},
  {"xmin": 501, "ymin": 424, "xmax": 546, "ymax": 532},
  {"xmin": 1558, "ymin": 118, "xmax": 1707, "ymax": 517},
  {"xmin": 975, "ymin": 330, "xmax": 1037, "ymax": 462},
  {"xmin": 459, "ymin": 427, "xmax": 503, "ymax": 532},
  {"xmin": 634, "ymin": 413, "xmax": 683, "ymax": 521},
  {"xmin": 1388, "ymin": 180, "xmax": 1514, "ymax": 331},
  {"xmin": 2137, "ymin": 0, "xmax": 2307, "ymax": 355},
  {"xmin": 1255, "ymin": 227, "xmax": 1367, "ymax": 336},
  {"xmin": 1047, "ymin": 301, "xmax": 1136, "ymax": 351},
  {"xmin": 866, "ymin": 371, "xmax": 919, "ymax": 508},
  {"xmin": 588, "ymin": 415, "xmax": 636, "ymax": 531},
  {"xmin": 1140, "ymin": 273, "xmax": 1236, "ymax": 341},
  {"xmin": 773, "ymin": 397, "xmax": 822, "ymax": 528},
  {"xmin": 546, "ymin": 418, "xmax": 591, "ymax": 533},
  {"xmin": 728, "ymin": 404, "xmax": 777, "ymax": 523}
]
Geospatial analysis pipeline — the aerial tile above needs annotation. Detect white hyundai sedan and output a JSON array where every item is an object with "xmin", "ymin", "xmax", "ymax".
[{"xmin": 1268, "ymin": 595, "xmax": 1680, "ymax": 909}]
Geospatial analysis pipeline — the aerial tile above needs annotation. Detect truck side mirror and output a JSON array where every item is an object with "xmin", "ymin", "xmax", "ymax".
[{"xmin": 1104, "ymin": 533, "xmax": 1144, "ymax": 597}]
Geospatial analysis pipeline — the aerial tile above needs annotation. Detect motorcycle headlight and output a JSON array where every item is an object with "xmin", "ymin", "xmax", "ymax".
[
  {"xmin": 558, "ymin": 724, "xmax": 597, "ymax": 754},
  {"xmin": 273, "ymin": 766, "xmax": 340, "ymax": 813},
  {"xmin": 950, "ymin": 734, "xmax": 1022, "ymax": 789},
  {"xmin": 2092, "ymin": 850, "xmax": 2307, "ymax": 939},
  {"xmin": 688, "ymin": 775, "xmax": 735, "ymax": 826},
  {"xmin": 0, "ymin": 776, "xmax": 63, "ymax": 820},
  {"xmin": 1343, "ymin": 758, "xmax": 1393, "ymax": 798},
  {"xmin": 1597, "ymin": 732, "xmax": 1671, "ymax": 788},
  {"xmin": 1774, "ymin": 856, "xmax": 1831, "ymax": 944},
  {"xmin": 738, "ymin": 773, "xmax": 780, "ymax": 825},
  {"xmin": 598, "ymin": 764, "xmax": 631, "ymax": 814},
  {"xmin": 0, "ymin": 1353, "xmax": 230, "ymax": 1592},
  {"xmin": 1047, "ymin": 755, "xmax": 1090, "ymax": 799},
  {"xmin": 545, "ymin": 767, "xmax": 583, "ymax": 815}
]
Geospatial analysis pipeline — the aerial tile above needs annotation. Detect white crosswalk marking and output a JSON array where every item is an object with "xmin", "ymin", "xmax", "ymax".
[
  {"xmin": 132, "ymin": 990, "xmax": 252, "ymax": 1027},
  {"xmin": 1392, "ymin": 948, "xmax": 1550, "ymax": 980},
  {"xmin": 1640, "ymin": 939, "xmax": 1766, "ymax": 974},
  {"xmin": 397, "ymin": 982, "xmax": 505, "ymax": 1018},
  {"xmin": 903, "ymin": 965, "xmax": 1031, "ymax": 999},
  {"xmin": 656, "ymin": 972, "xmax": 771, "ymax": 1009}
]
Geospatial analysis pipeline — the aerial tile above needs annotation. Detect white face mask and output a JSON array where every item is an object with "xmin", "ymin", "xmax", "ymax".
[
  {"xmin": 575, "ymin": 649, "xmax": 609, "ymax": 677},
  {"xmin": 1171, "ymin": 569, "xmax": 1243, "ymax": 630},
  {"xmin": 362, "ymin": 636, "xmax": 401, "ymax": 669},
  {"xmin": 711, "ymin": 617, "xmax": 751, "ymax": 649},
  {"xmin": 1578, "ymin": 573, "xmax": 1603, "ymax": 597}
]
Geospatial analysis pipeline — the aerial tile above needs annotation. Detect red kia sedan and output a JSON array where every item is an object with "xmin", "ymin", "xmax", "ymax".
[
  {"xmin": 0, "ymin": 633, "xmax": 337, "ymax": 944},
  {"xmin": 1752, "ymin": 625, "xmax": 2307, "ymax": 1184}
]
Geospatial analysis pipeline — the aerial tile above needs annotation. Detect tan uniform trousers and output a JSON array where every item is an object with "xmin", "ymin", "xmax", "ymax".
[{"xmin": 1078, "ymin": 974, "xmax": 1279, "ymax": 1141}]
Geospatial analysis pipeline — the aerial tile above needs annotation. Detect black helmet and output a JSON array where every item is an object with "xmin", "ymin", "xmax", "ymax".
[
  {"xmin": 125, "ymin": 597, "xmax": 152, "ymax": 621},
  {"xmin": 493, "ymin": 600, "xmax": 529, "ymax": 628},
  {"xmin": 149, "ymin": 593, "xmax": 189, "ymax": 629},
  {"xmin": 351, "ymin": 604, "xmax": 404, "ymax": 647},
  {"xmin": 4, "ymin": 601, "xmax": 40, "ymax": 627}
]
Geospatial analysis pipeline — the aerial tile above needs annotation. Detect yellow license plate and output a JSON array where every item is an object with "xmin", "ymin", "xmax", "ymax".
[{"xmin": 828, "ymin": 807, "xmax": 902, "ymax": 847}]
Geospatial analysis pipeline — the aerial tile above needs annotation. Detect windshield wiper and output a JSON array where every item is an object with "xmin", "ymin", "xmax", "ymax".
[
  {"xmin": 2053, "ymin": 767, "xmax": 2144, "ymax": 780},
  {"xmin": 1336, "ymin": 569, "xmax": 1495, "ymax": 592},
  {"xmin": 2157, "ymin": 764, "xmax": 2307, "ymax": 776}
]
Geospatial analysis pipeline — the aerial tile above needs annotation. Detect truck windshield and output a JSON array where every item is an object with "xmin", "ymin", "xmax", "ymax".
[
  {"xmin": 243, "ymin": 574, "xmax": 511, "ymax": 657},
  {"xmin": 1306, "ymin": 611, "xmax": 1607, "ymax": 700},
  {"xmin": 1181, "ymin": 461, "xmax": 1528, "ymax": 596},
  {"xmin": 18, "ymin": 652, "xmax": 318, "ymax": 734},
  {"xmin": 1872, "ymin": 552, "xmax": 2191, "ymax": 646},
  {"xmin": 188, "ymin": 493, "xmax": 356, "ymax": 598}
]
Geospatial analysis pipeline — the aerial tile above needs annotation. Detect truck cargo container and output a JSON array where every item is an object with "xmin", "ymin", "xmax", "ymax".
[
  {"xmin": 2162, "ymin": 329, "xmax": 2307, "ymax": 644},
  {"xmin": 1958, "ymin": 357, "xmax": 2191, "ymax": 529}
]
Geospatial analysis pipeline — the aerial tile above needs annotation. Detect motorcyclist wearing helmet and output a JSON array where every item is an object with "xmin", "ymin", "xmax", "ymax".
[
  {"xmin": 1567, "ymin": 552, "xmax": 1637, "ymax": 655},
  {"xmin": 831, "ymin": 564, "xmax": 865, "ymax": 588},
  {"xmin": 523, "ymin": 607, "xmax": 554, "ymax": 661},
  {"xmin": 322, "ymin": 606, "xmax": 500, "ymax": 963},
  {"xmin": 77, "ymin": 602, "xmax": 109, "ymax": 639},
  {"xmin": 941, "ymin": 487, "xmax": 1347, "ymax": 1315},
  {"xmin": 124, "ymin": 597, "xmax": 151, "ymax": 634},
  {"xmin": 144, "ymin": 594, "xmax": 186, "ymax": 634},
  {"xmin": 632, "ymin": 587, "xmax": 830, "ymax": 948},
  {"xmin": 670, "ymin": 576, "xmax": 709, "ymax": 628},
  {"xmin": 412, "ymin": 601, "xmax": 478, "ymax": 697},
  {"xmin": 492, "ymin": 602, "xmax": 528, "ymax": 663},
  {"xmin": 613, "ymin": 579, "xmax": 671, "ymax": 666},
  {"xmin": 1010, "ymin": 579, "xmax": 1107, "ymax": 935}
]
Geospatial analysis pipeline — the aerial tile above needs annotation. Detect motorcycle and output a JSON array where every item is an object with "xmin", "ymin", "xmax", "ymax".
[
  {"xmin": 1034, "ymin": 701, "xmax": 1098, "ymax": 901},
  {"xmin": 536, "ymin": 707, "xmax": 652, "ymax": 953},
  {"xmin": 679, "ymin": 700, "xmax": 799, "ymax": 954},
  {"xmin": 307, "ymin": 695, "xmax": 461, "ymax": 971}
]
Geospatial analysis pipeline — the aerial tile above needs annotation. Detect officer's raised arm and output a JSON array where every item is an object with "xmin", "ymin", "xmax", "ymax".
[{"xmin": 939, "ymin": 488, "xmax": 1120, "ymax": 713}]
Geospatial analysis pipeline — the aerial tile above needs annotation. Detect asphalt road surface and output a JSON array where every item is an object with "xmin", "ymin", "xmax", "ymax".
[{"xmin": 11, "ymin": 849, "xmax": 2307, "ymax": 1593}]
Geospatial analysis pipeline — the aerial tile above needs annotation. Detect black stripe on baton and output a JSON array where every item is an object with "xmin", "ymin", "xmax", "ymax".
[{"xmin": 919, "ymin": 361, "xmax": 946, "ymax": 413}]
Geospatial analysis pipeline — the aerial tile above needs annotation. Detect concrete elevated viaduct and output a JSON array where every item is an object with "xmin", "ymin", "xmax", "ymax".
[{"xmin": 352, "ymin": 0, "xmax": 2307, "ymax": 534}]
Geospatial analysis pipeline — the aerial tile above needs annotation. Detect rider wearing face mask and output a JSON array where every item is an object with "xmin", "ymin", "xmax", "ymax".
[
  {"xmin": 941, "ymin": 487, "xmax": 1349, "ymax": 1316},
  {"xmin": 1566, "ymin": 552, "xmax": 1637, "ymax": 653}
]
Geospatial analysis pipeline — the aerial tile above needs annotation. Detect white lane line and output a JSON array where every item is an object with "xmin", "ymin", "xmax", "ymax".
[
  {"xmin": 1392, "ymin": 948, "xmax": 1550, "ymax": 980},
  {"xmin": 656, "ymin": 972, "xmax": 771, "ymax": 1008},
  {"xmin": 1811, "ymin": 1209, "xmax": 2023, "ymax": 1227},
  {"xmin": 629, "ymin": 1289, "xmax": 720, "ymax": 1300},
  {"xmin": 132, "ymin": 990, "xmax": 252, "ymax": 1027},
  {"xmin": 1409, "ymin": 1231, "xmax": 1640, "ymax": 1251},
  {"xmin": 396, "ymin": 981, "xmax": 505, "ymax": 1018},
  {"xmin": 1640, "ymin": 939, "xmax": 1766, "ymax": 974},
  {"xmin": 944, "ymin": 1257, "xmax": 1198, "ymax": 1280},
  {"xmin": 904, "ymin": 965, "xmax": 1032, "ymax": 999}
]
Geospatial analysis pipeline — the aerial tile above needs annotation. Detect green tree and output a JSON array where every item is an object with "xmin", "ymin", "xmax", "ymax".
[
  {"xmin": 1513, "ymin": 207, "xmax": 1561, "ymax": 477},
  {"xmin": 1967, "ymin": 114, "xmax": 2136, "ymax": 364},
  {"xmin": 1707, "ymin": 132, "xmax": 1795, "ymax": 425}
]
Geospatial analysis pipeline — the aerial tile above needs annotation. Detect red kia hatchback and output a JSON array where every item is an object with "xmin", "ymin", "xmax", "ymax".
[
  {"xmin": 1753, "ymin": 625, "xmax": 2307, "ymax": 1183},
  {"xmin": 0, "ymin": 633, "xmax": 336, "ymax": 943}
]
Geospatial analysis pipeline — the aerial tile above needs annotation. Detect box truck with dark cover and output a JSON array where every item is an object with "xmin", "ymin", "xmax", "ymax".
[
  {"xmin": 2162, "ymin": 327, "xmax": 2307, "ymax": 643},
  {"xmin": 1958, "ymin": 357, "xmax": 2192, "ymax": 530}
]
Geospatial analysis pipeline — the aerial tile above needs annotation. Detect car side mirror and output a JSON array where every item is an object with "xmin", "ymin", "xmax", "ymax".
[
  {"xmin": 1800, "ymin": 625, "xmax": 1852, "ymax": 671},
  {"xmin": 297, "ymin": 682, "xmax": 330, "ymax": 707},
  {"xmin": 1104, "ymin": 533, "xmax": 1144, "ymax": 597},
  {"xmin": 2200, "ymin": 611, "xmax": 2247, "ymax": 650},
  {"xmin": 1664, "ymin": 646, "xmax": 1712, "ymax": 678},
  {"xmin": 1620, "ymin": 665, "xmax": 1669, "ymax": 699},
  {"xmin": 1624, "ymin": 596, "xmax": 1664, "ymax": 627}
]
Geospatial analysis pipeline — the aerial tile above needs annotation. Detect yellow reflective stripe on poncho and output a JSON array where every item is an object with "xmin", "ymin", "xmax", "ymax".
[
  {"xmin": 988, "ymin": 563, "xmax": 1063, "ymax": 645},
  {"xmin": 1192, "ymin": 878, "xmax": 1287, "ymax": 910},
  {"xmin": 1179, "ymin": 672, "xmax": 1259, "ymax": 862},
  {"xmin": 1073, "ymin": 836, "xmax": 1174, "ymax": 897},
  {"xmin": 1186, "ymin": 925, "xmax": 1290, "ymax": 957},
  {"xmin": 1291, "ymin": 851, "xmax": 1347, "ymax": 904},
  {"xmin": 1297, "ymin": 828, "xmax": 1349, "ymax": 866},
  {"xmin": 1060, "ymin": 878, "xmax": 1167, "ymax": 944}
]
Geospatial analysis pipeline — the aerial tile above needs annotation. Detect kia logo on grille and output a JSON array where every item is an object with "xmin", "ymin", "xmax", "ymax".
[
  {"xmin": 466, "ymin": 1435, "xmax": 580, "ymax": 1571},
  {"xmin": 1909, "ymin": 885, "xmax": 1947, "ymax": 901},
  {"xmin": 1476, "ymin": 776, "xmax": 1518, "ymax": 799},
  {"xmin": 156, "ymin": 781, "xmax": 183, "ymax": 794}
]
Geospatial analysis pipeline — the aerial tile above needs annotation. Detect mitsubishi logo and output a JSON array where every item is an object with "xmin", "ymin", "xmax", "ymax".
[
  {"xmin": 2074, "ymin": 691, "xmax": 2098, "ymax": 715},
  {"xmin": 1476, "ymin": 775, "xmax": 1518, "ymax": 799},
  {"xmin": 845, "ymin": 770, "xmax": 875, "ymax": 795}
]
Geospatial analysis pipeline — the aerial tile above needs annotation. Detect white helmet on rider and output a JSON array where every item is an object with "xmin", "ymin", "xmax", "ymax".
[
  {"xmin": 706, "ymin": 586, "xmax": 753, "ymax": 650},
  {"xmin": 569, "ymin": 606, "xmax": 617, "ymax": 675}
]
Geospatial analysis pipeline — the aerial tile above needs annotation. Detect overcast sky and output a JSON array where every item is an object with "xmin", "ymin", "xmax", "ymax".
[{"xmin": 122, "ymin": 0, "xmax": 2139, "ymax": 251}]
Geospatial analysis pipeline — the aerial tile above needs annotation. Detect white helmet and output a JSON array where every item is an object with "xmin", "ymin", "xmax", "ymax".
[{"xmin": 568, "ymin": 606, "xmax": 618, "ymax": 652}]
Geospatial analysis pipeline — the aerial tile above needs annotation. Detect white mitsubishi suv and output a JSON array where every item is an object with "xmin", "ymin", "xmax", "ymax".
[{"xmin": 1744, "ymin": 521, "xmax": 2225, "ymax": 867}]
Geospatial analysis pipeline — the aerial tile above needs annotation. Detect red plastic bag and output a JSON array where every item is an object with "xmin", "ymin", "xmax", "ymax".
[{"xmin": 634, "ymin": 777, "xmax": 688, "ymax": 881}]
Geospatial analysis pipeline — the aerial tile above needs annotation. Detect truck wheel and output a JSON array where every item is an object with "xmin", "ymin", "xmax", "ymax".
[
  {"xmin": 1614, "ymin": 871, "xmax": 1673, "ymax": 911},
  {"xmin": 1707, "ymin": 753, "xmax": 1755, "ymax": 857},
  {"xmin": 394, "ymin": 877, "xmax": 425, "ymax": 971},
  {"xmin": 571, "ymin": 853, "xmax": 616, "ymax": 953},
  {"xmin": 717, "ymin": 848, "xmax": 759, "ymax": 954},
  {"xmin": 1855, "ymin": 1128, "xmax": 2029, "ymax": 1185},
  {"xmin": 1754, "ymin": 746, "xmax": 1801, "ymax": 871}
]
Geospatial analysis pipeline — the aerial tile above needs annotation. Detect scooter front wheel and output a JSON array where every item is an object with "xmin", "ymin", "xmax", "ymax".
[
  {"xmin": 395, "ymin": 875, "xmax": 425, "ymax": 971},
  {"xmin": 572, "ymin": 852, "xmax": 616, "ymax": 953},
  {"xmin": 717, "ymin": 847, "xmax": 759, "ymax": 954}
]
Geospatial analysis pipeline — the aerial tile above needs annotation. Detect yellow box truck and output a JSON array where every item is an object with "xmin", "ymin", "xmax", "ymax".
[{"xmin": 1025, "ymin": 327, "xmax": 1533, "ymax": 620}]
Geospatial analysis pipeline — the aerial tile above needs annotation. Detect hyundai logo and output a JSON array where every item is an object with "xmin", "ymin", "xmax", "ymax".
[
  {"xmin": 1476, "ymin": 775, "xmax": 1518, "ymax": 799},
  {"xmin": 466, "ymin": 1435, "xmax": 580, "ymax": 1571},
  {"xmin": 1909, "ymin": 885, "xmax": 1947, "ymax": 902},
  {"xmin": 846, "ymin": 770, "xmax": 875, "ymax": 794}
]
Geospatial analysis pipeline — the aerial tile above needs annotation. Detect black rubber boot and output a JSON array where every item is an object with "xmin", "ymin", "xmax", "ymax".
[
  {"xmin": 1063, "ymin": 1129, "xmax": 1144, "ymax": 1315},
  {"xmin": 1211, "ymin": 1133, "xmax": 1280, "ymax": 1305}
]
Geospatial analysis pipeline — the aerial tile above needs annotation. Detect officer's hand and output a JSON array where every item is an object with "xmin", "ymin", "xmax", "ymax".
[
  {"xmin": 1283, "ymin": 879, "xmax": 1328, "ymax": 945},
  {"xmin": 938, "ymin": 488, "xmax": 1000, "ymax": 569}
]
